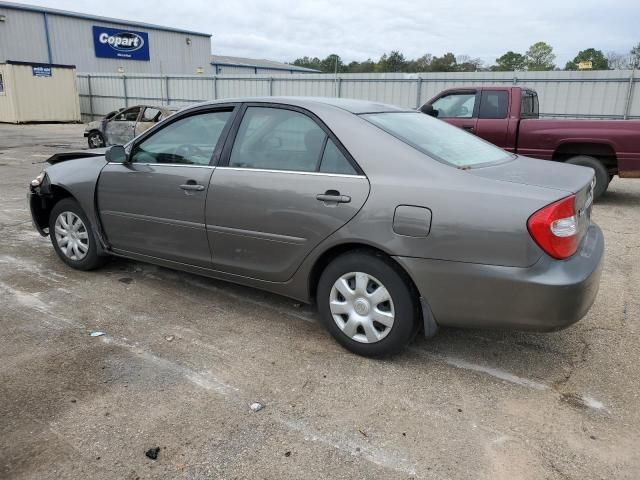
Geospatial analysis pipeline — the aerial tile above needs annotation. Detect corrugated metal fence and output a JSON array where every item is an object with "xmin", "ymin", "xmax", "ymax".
[{"xmin": 76, "ymin": 70, "xmax": 639, "ymax": 122}]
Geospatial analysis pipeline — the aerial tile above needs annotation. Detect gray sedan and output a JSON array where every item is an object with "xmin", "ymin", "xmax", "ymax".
[{"xmin": 29, "ymin": 97, "xmax": 603, "ymax": 356}]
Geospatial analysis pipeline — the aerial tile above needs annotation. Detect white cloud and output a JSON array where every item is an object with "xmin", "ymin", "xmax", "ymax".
[{"xmin": 15, "ymin": 0, "xmax": 640, "ymax": 65}]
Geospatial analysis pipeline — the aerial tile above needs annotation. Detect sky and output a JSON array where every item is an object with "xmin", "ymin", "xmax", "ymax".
[{"xmin": 12, "ymin": 0, "xmax": 640, "ymax": 66}]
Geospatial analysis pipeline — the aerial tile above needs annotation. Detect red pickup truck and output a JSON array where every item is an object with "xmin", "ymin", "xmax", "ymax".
[{"xmin": 420, "ymin": 86, "xmax": 640, "ymax": 198}]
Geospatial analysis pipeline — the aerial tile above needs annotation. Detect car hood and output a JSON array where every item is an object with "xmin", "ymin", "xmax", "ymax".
[
  {"xmin": 467, "ymin": 155, "xmax": 594, "ymax": 194},
  {"xmin": 46, "ymin": 149, "xmax": 106, "ymax": 165}
]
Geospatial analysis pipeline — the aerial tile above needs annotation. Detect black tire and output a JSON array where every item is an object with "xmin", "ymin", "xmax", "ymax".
[
  {"xmin": 49, "ymin": 198, "xmax": 106, "ymax": 271},
  {"xmin": 566, "ymin": 155, "xmax": 608, "ymax": 200},
  {"xmin": 87, "ymin": 131, "xmax": 105, "ymax": 149},
  {"xmin": 316, "ymin": 251, "xmax": 420, "ymax": 357}
]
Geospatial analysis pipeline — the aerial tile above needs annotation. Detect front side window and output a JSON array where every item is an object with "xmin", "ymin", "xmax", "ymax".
[
  {"xmin": 479, "ymin": 91, "xmax": 509, "ymax": 119},
  {"xmin": 130, "ymin": 110, "xmax": 232, "ymax": 166},
  {"xmin": 141, "ymin": 107, "xmax": 162, "ymax": 122},
  {"xmin": 229, "ymin": 107, "xmax": 327, "ymax": 172},
  {"xmin": 115, "ymin": 107, "xmax": 141, "ymax": 122},
  {"xmin": 363, "ymin": 112, "xmax": 513, "ymax": 167},
  {"xmin": 431, "ymin": 93, "xmax": 476, "ymax": 118}
]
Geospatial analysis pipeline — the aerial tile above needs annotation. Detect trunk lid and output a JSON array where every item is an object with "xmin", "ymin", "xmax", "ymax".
[{"xmin": 469, "ymin": 155, "xmax": 595, "ymax": 253}]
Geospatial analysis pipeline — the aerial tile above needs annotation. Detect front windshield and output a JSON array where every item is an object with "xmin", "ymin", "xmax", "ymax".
[{"xmin": 362, "ymin": 112, "xmax": 514, "ymax": 167}]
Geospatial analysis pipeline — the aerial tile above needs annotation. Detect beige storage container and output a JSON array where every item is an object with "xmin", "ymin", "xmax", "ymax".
[{"xmin": 0, "ymin": 61, "xmax": 81, "ymax": 123}]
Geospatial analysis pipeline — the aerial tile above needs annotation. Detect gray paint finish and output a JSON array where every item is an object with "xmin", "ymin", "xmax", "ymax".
[{"xmin": 30, "ymin": 97, "xmax": 603, "ymax": 333}]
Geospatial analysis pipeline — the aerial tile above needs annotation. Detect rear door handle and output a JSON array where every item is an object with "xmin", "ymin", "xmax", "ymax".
[
  {"xmin": 180, "ymin": 182, "xmax": 205, "ymax": 191},
  {"xmin": 316, "ymin": 191, "xmax": 351, "ymax": 204}
]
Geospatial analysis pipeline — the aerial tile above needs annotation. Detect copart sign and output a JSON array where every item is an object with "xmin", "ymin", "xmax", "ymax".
[{"xmin": 92, "ymin": 26, "xmax": 150, "ymax": 61}]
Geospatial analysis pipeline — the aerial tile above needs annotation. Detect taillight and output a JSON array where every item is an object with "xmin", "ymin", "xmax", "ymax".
[{"xmin": 527, "ymin": 195, "xmax": 578, "ymax": 259}]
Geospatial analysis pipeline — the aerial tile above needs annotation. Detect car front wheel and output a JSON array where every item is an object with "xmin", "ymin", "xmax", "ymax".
[
  {"xmin": 316, "ymin": 251, "xmax": 419, "ymax": 357},
  {"xmin": 49, "ymin": 198, "xmax": 106, "ymax": 271}
]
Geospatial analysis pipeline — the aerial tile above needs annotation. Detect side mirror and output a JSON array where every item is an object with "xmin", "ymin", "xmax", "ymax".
[
  {"xmin": 105, "ymin": 145, "xmax": 128, "ymax": 164},
  {"xmin": 420, "ymin": 104, "xmax": 439, "ymax": 118}
]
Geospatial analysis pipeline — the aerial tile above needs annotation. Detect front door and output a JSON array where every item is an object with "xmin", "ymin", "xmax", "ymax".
[
  {"xmin": 97, "ymin": 108, "xmax": 235, "ymax": 267},
  {"xmin": 206, "ymin": 105, "xmax": 370, "ymax": 282},
  {"xmin": 104, "ymin": 106, "xmax": 141, "ymax": 145},
  {"xmin": 430, "ymin": 90, "xmax": 479, "ymax": 134}
]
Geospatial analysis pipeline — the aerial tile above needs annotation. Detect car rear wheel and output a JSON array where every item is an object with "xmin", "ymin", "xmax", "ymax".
[
  {"xmin": 87, "ymin": 131, "xmax": 105, "ymax": 148},
  {"xmin": 49, "ymin": 198, "xmax": 106, "ymax": 271},
  {"xmin": 566, "ymin": 155, "xmax": 609, "ymax": 200},
  {"xmin": 316, "ymin": 251, "xmax": 419, "ymax": 357}
]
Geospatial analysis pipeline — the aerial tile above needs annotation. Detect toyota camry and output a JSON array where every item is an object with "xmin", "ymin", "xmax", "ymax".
[{"xmin": 29, "ymin": 97, "xmax": 604, "ymax": 356}]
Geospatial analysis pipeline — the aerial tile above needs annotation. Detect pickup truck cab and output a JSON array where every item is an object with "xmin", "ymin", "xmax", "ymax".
[{"xmin": 421, "ymin": 87, "xmax": 640, "ymax": 198}]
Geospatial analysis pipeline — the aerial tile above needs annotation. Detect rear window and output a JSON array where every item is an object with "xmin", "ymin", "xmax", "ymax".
[{"xmin": 362, "ymin": 112, "xmax": 514, "ymax": 167}]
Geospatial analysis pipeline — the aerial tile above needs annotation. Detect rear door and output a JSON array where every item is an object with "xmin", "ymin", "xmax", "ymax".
[
  {"xmin": 474, "ymin": 89, "xmax": 514, "ymax": 150},
  {"xmin": 104, "ymin": 106, "xmax": 141, "ymax": 145},
  {"xmin": 430, "ymin": 90, "xmax": 479, "ymax": 134},
  {"xmin": 97, "ymin": 106, "xmax": 236, "ymax": 267},
  {"xmin": 206, "ymin": 104, "xmax": 370, "ymax": 282}
]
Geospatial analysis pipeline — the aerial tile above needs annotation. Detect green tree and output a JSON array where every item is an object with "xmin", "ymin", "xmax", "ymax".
[
  {"xmin": 319, "ymin": 54, "xmax": 347, "ymax": 73},
  {"xmin": 525, "ymin": 42, "xmax": 556, "ymax": 71},
  {"xmin": 430, "ymin": 52, "xmax": 457, "ymax": 72},
  {"xmin": 631, "ymin": 42, "xmax": 640, "ymax": 68},
  {"xmin": 492, "ymin": 51, "xmax": 526, "ymax": 71},
  {"xmin": 347, "ymin": 59, "xmax": 376, "ymax": 73},
  {"xmin": 410, "ymin": 53, "xmax": 434, "ymax": 72},
  {"xmin": 292, "ymin": 56, "xmax": 322, "ymax": 71},
  {"xmin": 376, "ymin": 51, "xmax": 407, "ymax": 72},
  {"xmin": 565, "ymin": 48, "xmax": 609, "ymax": 70}
]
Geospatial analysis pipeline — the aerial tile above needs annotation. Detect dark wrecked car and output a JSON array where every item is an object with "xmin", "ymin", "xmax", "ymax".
[
  {"xmin": 84, "ymin": 105, "xmax": 177, "ymax": 148},
  {"xmin": 31, "ymin": 97, "xmax": 603, "ymax": 357}
]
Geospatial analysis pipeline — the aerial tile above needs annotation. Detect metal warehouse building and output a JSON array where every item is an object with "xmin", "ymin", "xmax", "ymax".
[
  {"xmin": 0, "ymin": 1, "xmax": 212, "ymax": 74},
  {"xmin": 211, "ymin": 55, "xmax": 320, "ymax": 75}
]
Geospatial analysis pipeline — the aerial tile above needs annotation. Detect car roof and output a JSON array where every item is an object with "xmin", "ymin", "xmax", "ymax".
[{"xmin": 193, "ymin": 97, "xmax": 410, "ymax": 114}]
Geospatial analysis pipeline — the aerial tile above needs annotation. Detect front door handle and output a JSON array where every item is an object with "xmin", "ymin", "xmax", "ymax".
[
  {"xmin": 180, "ymin": 182, "xmax": 205, "ymax": 191},
  {"xmin": 462, "ymin": 125, "xmax": 475, "ymax": 132},
  {"xmin": 316, "ymin": 190, "xmax": 351, "ymax": 204}
]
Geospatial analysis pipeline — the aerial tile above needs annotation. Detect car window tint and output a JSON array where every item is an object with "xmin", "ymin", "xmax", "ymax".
[
  {"xmin": 229, "ymin": 107, "xmax": 327, "ymax": 172},
  {"xmin": 141, "ymin": 107, "xmax": 162, "ymax": 122},
  {"xmin": 115, "ymin": 107, "xmax": 140, "ymax": 122},
  {"xmin": 130, "ymin": 111, "xmax": 232, "ymax": 166},
  {"xmin": 363, "ymin": 112, "xmax": 513, "ymax": 167},
  {"xmin": 319, "ymin": 139, "xmax": 357, "ymax": 175},
  {"xmin": 479, "ymin": 91, "xmax": 508, "ymax": 119},
  {"xmin": 431, "ymin": 93, "xmax": 476, "ymax": 118}
]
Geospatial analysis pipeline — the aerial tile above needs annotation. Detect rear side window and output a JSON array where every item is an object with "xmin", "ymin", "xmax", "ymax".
[
  {"xmin": 521, "ymin": 91, "xmax": 539, "ymax": 118},
  {"xmin": 229, "ymin": 107, "xmax": 327, "ymax": 172},
  {"xmin": 141, "ymin": 107, "xmax": 162, "ymax": 122},
  {"xmin": 320, "ymin": 139, "xmax": 357, "ymax": 175},
  {"xmin": 479, "ymin": 91, "xmax": 509, "ymax": 119},
  {"xmin": 363, "ymin": 112, "xmax": 513, "ymax": 167}
]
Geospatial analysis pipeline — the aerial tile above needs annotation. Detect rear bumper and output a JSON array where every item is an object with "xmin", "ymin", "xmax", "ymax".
[{"xmin": 394, "ymin": 224, "xmax": 604, "ymax": 331}]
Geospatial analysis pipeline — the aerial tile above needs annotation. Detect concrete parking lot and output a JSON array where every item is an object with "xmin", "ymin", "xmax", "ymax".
[{"xmin": 1, "ymin": 123, "xmax": 639, "ymax": 479}]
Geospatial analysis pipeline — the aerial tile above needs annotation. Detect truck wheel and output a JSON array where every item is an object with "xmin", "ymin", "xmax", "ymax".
[{"xmin": 566, "ymin": 155, "xmax": 608, "ymax": 200}]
